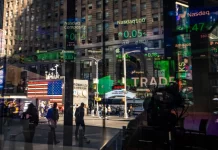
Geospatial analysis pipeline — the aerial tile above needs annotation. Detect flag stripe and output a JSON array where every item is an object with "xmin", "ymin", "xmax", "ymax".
[
  {"xmin": 27, "ymin": 80, "xmax": 63, "ymax": 100},
  {"xmin": 28, "ymin": 84, "xmax": 48, "ymax": 86}
]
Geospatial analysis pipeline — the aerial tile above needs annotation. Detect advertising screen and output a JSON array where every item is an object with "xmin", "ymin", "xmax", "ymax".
[
  {"xmin": 0, "ymin": 66, "xmax": 4, "ymax": 89},
  {"xmin": 176, "ymin": 2, "xmax": 193, "ymax": 93}
]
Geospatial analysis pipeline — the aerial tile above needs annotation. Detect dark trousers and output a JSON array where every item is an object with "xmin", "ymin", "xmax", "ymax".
[
  {"xmin": 50, "ymin": 127, "xmax": 57, "ymax": 143},
  {"xmin": 75, "ymin": 120, "xmax": 85, "ymax": 138},
  {"xmin": 23, "ymin": 124, "xmax": 35, "ymax": 150}
]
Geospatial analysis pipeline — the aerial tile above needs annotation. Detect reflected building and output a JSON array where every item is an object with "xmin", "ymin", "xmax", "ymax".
[
  {"xmin": 0, "ymin": 0, "xmax": 3, "ymax": 57},
  {"xmin": 0, "ymin": 0, "xmax": 3, "ymax": 29},
  {"xmin": 1, "ymin": 1, "xmax": 164, "ymax": 83},
  {"xmin": 2, "ymin": 0, "xmax": 165, "ymax": 88},
  {"xmin": 75, "ymin": 0, "xmax": 164, "ymax": 85}
]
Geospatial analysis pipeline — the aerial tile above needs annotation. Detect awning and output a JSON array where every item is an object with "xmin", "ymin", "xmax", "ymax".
[{"xmin": 105, "ymin": 90, "xmax": 136, "ymax": 99}]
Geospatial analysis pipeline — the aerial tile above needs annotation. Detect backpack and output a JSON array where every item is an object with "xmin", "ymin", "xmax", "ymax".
[
  {"xmin": 75, "ymin": 107, "xmax": 80, "ymax": 117},
  {"xmin": 51, "ymin": 108, "xmax": 59, "ymax": 121}
]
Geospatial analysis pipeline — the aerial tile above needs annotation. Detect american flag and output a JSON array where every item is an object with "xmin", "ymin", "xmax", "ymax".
[{"xmin": 27, "ymin": 80, "xmax": 63, "ymax": 104}]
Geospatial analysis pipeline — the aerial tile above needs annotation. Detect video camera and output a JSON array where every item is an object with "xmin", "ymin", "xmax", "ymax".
[{"xmin": 147, "ymin": 82, "xmax": 184, "ymax": 129}]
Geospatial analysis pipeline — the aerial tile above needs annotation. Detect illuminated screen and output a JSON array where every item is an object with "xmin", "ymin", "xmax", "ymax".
[
  {"xmin": 175, "ymin": 5, "xmax": 218, "ymax": 33},
  {"xmin": 118, "ymin": 30, "xmax": 147, "ymax": 39},
  {"xmin": 154, "ymin": 60, "xmax": 175, "ymax": 85},
  {"xmin": 176, "ymin": 2, "xmax": 192, "ymax": 91},
  {"xmin": 0, "ymin": 67, "xmax": 4, "ymax": 89}
]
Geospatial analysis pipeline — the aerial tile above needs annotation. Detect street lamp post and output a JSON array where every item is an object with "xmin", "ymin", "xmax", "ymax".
[
  {"xmin": 95, "ymin": 59, "xmax": 100, "ymax": 117},
  {"xmin": 54, "ymin": 64, "xmax": 59, "ymax": 76},
  {"xmin": 88, "ymin": 57, "xmax": 101, "ymax": 117},
  {"xmin": 122, "ymin": 48, "xmax": 141, "ymax": 119}
]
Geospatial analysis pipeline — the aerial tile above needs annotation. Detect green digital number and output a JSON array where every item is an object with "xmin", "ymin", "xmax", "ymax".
[
  {"xmin": 70, "ymin": 33, "xmax": 75, "ymax": 40},
  {"xmin": 184, "ymin": 26, "xmax": 189, "ymax": 32},
  {"xmin": 148, "ymin": 53, "xmax": 152, "ymax": 57},
  {"xmin": 132, "ymin": 30, "xmax": 137, "ymax": 38},
  {"xmin": 138, "ymin": 30, "xmax": 142, "ymax": 37},
  {"xmin": 177, "ymin": 26, "xmax": 183, "ymax": 31},
  {"xmin": 192, "ymin": 24, "xmax": 198, "ymax": 31},
  {"xmin": 199, "ymin": 23, "xmax": 205, "ymax": 31},
  {"xmin": 124, "ymin": 31, "xmax": 129, "ymax": 38}
]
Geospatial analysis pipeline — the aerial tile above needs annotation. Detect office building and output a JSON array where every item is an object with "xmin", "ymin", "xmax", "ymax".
[
  {"xmin": 75, "ymin": 0, "xmax": 164, "ymax": 84},
  {"xmin": 3, "ymin": 0, "xmax": 164, "ymax": 87}
]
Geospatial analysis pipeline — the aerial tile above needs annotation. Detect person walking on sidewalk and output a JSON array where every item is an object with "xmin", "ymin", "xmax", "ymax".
[
  {"xmin": 108, "ymin": 105, "xmax": 111, "ymax": 116},
  {"xmin": 22, "ymin": 103, "xmax": 39, "ymax": 150},
  {"xmin": 75, "ymin": 102, "xmax": 85, "ymax": 140},
  {"xmin": 46, "ymin": 102, "xmax": 60, "ymax": 144}
]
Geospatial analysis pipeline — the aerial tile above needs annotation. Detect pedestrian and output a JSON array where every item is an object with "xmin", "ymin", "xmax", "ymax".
[
  {"xmin": 40, "ymin": 101, "xmax": 45, "ymax": 117},
  {"xmin": 46, "ymin": 102, "xmax": 60, "ymax": 144},
  {"xmin": 8, "ymin": 102, "xmax": 15, "ymax": 127},
  {"xmin": 108, "ymin": 105, "xmax": 111, "ymax": 116},
  {"xmin": 99, "ymin": 105, "xmax": 102, "ymax": 117},
  {"xmin": 22, "ymin": 103, "xmax": 39, "ymax": 150},
  {"xmin": 104, "ymin": 105, "xmax": 107, "ymax": 117},
  {"xmin": 75, "ymin": 102, "xmax": 86, "ymax": 140}
]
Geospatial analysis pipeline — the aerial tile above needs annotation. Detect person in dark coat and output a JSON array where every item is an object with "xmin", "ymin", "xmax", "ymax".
[
  {"xmin": 75, "ymin": 102, "xmax": 85, "ymax": 140},
  {"xmin": 23, "ymin": 103, "xmax": 39, "ymax": 150}
]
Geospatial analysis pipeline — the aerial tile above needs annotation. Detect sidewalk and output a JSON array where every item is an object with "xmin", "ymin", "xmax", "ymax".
[{"xmin": 1, "ymin": 119, "xmax": 121, "ymax": 150}]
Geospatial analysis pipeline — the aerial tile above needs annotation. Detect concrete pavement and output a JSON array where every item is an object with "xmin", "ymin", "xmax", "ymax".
[
  {"xmin": 56, "ymin": 115, "xmax": 132, "ymax": 129},
  {"xmin": 1, "ymin": 116, "xmax": 131, "ymax": 150}
]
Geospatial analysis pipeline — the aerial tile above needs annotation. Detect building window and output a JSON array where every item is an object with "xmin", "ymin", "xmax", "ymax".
[
  {"xmin": 152, "ymin": 13, "xmax": 159, "ymax": 21},
  {"xmin": 88, "ymin": 15, "xmax": 92, "ymax": 21},
  {"xmin": 97, "ymin": 36, "xmax": 101, "ymax": 42},
  {"xmin": 122, "ymin": 7, "xmax": 127, "ymax": 19},
  {"xmin": 88, "ymin": 26, "xmax": 92, "ymax": 32},
  {"xmin": 96, "ymin": 24, "xmax": 102, "ymax": 32},
  {"xmin": 105, "ymin": 35, "xmax": 109, "ymax": 41},
  {"xmin": 114, "ymin": 0, "xmax": 118, "ymax": 4},
  {"xmin": 160, "ymin": 0, "xmax": 163, "ymax": 7},
  {"xmin": 114, "ymin": 22, "xmax": 118, "ymax": 28},
  {"xmin": 88, "ymin": 4, "xmax": 92, "ymax": 9},
  {"xmin": 152, "ymin": 27, "xmax": 159, "ymax": 35},
  {"xmin": 106, "ymin": 11, "xmax": 110, "ymax": 19},
  {"xmin": 82, "ymin": 7, "xmax": 86, "ymax": 11},
  {"xmin": 153, "ymin": 40, "xmax": 159, "ymax": 48},
  {"xmin": 96, "ymin": 0, "xmax": 101, "ymax": 8},
  {"xmin": 114, "ymin": 9, "xmax": 119, "ymax": 16},
  {"xmin": 148, "ymin": 40, "xmax": 160, "ymax": 48},
  {"xmin": 96, "ymin": 12, "xmax": 102, "ymax": 19},
  {"xmin": 122, "ymin": 7, "xmax": 127, "ymax": 14},
  {"xmin": 131, "ymin": 4, "xmax": 136, "ymax": 12},
  {"xmin": 114, "ymin": 33, "xmax": 119, "ymax": 40},
  {"xmin": 105, "ymin": 23, "xmax": 109, "ymax": 31},
  {"xmin": 141, "ymin": 3, "xmax": 146, "ymax": 10},
  {"xmin": 160, "ymin": 13, "xmax": 163, "ymax": 21},
  {"xmin": 88, "ymin": 37, "xmax": 92, "ymax": 43},
  {"xmin": 152, "ymin": 1, "xmax": 158, "ymax": 9}
]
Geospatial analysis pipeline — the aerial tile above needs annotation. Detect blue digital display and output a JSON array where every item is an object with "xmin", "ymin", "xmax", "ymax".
[
  {"xmin": 188, "ymin": 7, "xmax": 218, "ymax": 27},
  {"xmin": 0, "ymin": 67, "xmax": 4, "ymax": 89},
  {"xmin": 61, "ymin": 18, "xmax": 86, "ymax": 22},
  {"xmin": 119, "ymin": 43, "xmax": 148, "ymax": 54}
]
